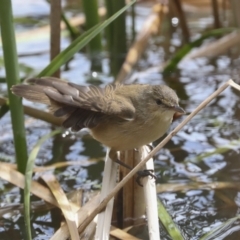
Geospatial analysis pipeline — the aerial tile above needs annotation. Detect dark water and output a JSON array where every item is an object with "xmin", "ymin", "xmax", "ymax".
[{"xmin": 1, "ymin": 1, "xmax": 240, "ymax": 239}]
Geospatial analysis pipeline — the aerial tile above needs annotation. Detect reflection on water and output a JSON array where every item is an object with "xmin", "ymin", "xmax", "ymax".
[{"xmin": 1, "ymin": 1, "xmax": 240, "ymax": 239}]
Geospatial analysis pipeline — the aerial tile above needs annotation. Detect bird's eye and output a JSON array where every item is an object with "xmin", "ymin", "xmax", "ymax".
[{"xmin": 156, "ymin": 99, "xmax": 162, "ymax": 105}]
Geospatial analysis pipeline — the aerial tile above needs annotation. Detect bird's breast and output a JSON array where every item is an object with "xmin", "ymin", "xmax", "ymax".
[{"xmin": 90, "ymin": 111, "xmax": 173, "ymax": 151}]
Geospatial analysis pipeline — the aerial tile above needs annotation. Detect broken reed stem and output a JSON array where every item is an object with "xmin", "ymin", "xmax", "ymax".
[
  {"xmin": 78, "ymin": 79, "xmax": 234, "ymax": 233},
  {"xmin": 228, "ymin": 80, "xmax": 240, "ymax": 91}
]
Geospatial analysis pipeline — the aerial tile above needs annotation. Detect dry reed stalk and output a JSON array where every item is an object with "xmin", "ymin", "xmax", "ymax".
[
  {"xmin": 157, "ymin": 181, "xmax": 240, "ymax": 193},
  {"xmin": 121, "ymin": 150, "xmax": 136, "ymax": 226},
  {"xmin": 95, "ymin": 150, "xmax": 118, "ymax": 239},
  {"xmin": 211, "ymin": 0, "xmax": 221, "ymax": 28},
  {"xmin": 110, "ymin": 226, "xmax": 141, "ymax": 240},
  {"xmin": 77, "ymin": 79, "xmax": 236, "ymax": 233},
  {"xmin": 41, "ymin": 174, "xmax": 79, "ymax": 240},
  {"xmin": 228, "ymin": 80, "xmax": 240, "ymax": 91},
  {"xmin": 118, "ymin": 149, "xmax": 146, "ymax": 228},
  {"xmin": 50, "ymin": 0, "xmax": 61, "ymax": 77},
  {"xmin": 0, "ymin": 164, "xmax": 60, "ymax": 208},
  {"xmin": 181, "ymin": 31, "xmax": 240, "ymax": 61},
  {"xmin": 101, "ymin": 147, "xmax": 159, "ymax": 239},
  {"xmin": 51, "ymin": 194, "xmax": 100, "ymax": 240},
  {"xmin": 115, "ymin": 3, "xmax": 168, "ymax": 83},
  {"xmin": 141, "ymin": 146, "xmax": 160, "ymax": 240}
]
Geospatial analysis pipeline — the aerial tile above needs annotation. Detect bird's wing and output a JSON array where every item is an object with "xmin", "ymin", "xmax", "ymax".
[
  {"xmin": 26, "ymin": 78, "xmax": 135, "ymax": 120},
  {"xmin": 12, "ymin": 77, "xmax": 135, "ymax": 130}
]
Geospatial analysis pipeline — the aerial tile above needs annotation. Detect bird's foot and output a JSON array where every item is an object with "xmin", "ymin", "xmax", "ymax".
[
  {"xmin": 113, "ymin": 158, "xmax": 132, "ymax": 170},
  {"xmin": 136, "ymin": 169, "xmax": 157, "ymax": 187}
]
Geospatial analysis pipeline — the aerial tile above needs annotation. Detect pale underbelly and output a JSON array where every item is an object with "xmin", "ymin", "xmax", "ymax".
[{"xmin": 91, "ymin": 117, "xmax": 172, "ymax": 150}]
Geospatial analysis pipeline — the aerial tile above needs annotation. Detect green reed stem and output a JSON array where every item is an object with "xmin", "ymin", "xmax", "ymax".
[
  {"xmin": 82, "ymin": 0, "xmax": 102, "ymax": 54},
  {"xmin": 0, "ymin": 0, "xmax": 28, "ymax": 174},
  {"xmin": 105, "ymin": 0, "xmax": 127, "ymax": 76}
]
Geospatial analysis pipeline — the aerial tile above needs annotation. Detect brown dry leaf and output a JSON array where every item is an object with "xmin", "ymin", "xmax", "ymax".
[
  {"xmin": 41, "ymin": 174, "xmax": 79, "ymax": 240},
  {"xmin": 51, "ymin": 193, "xmax": 100, "ymax": 240},
  {"xmin": 0, "ymin": 163, "xmax": 79, "ymax": 212},
  {"xmin": 0, "ymin": 163, "xmax": 58, "ymax": 206}
]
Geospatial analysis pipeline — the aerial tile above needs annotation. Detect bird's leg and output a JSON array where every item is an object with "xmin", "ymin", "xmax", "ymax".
[
  {"xmin": 109, "ymin": 149, "xmax": 157, "ymax": 186},
  {"xmin": 109, "ymin": 149, "xmax": 132, "ymax": 170},
  {"xmin": 146, "ymin": 144, "xmax": 153, "ymax": 151}
]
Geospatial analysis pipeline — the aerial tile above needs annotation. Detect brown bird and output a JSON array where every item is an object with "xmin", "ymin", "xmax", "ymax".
[{"xmin": 11, "ymin": 77, "xmax": 185, "ymax": 169}]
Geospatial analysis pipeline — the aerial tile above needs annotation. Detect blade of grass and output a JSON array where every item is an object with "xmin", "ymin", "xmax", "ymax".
[
  {"xmin": 38, "ymin": 0, "xmax": 135, "ymax": 77},
  {"xmin": 61, "ymin": 12, "xmax": 80, "ymax": 40},
  {"xmin": 157, "ymin": 198, "xmax": 184, "ymax": 240},
  {"xmin": 24, "ymin": 130, "xmax": 62, "ymax": 240},
  {"xmin": 200, "ymin": 215, "xmax": 240, "ymax": 240}
]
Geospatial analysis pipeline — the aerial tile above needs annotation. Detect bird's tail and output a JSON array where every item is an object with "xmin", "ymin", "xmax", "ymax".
[
  {"xmin": 11, "ymin": 84, "xmax": 51, "ymax": 104},
  {"xmin": 11, "ymin": 77, "xmax": 72, "ymax": 112},
  {"xmin": 11, "ymin": 77, "xmax": 67, "ymax": 105}
]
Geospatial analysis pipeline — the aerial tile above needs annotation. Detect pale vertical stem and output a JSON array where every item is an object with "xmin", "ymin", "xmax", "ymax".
[
  {"xmin": 133, "ymin": 149, "xmax": 147, "ymax": 225},
  {"xmin": 50, "ymin": 0, "xmax": 61, "ymax": 77},
  {"xmin": 95, "ymin": 149, "xmax": 118, "ymax": 239},
  {"xmin": 141, "ymin": 146, "xmax": 160, "ymax": 240}
]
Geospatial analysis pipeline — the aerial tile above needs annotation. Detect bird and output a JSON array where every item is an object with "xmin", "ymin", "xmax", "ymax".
[{"xmin": 11, "ymin": 77, "xmax": 185, "ymax": 170}]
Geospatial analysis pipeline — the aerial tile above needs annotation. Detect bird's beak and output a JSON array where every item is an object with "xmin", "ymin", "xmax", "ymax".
[{"xmin": 173, "ymin": 105, "xmax": 185, "ymax": 114}]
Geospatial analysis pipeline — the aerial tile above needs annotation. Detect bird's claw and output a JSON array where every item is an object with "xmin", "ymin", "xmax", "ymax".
[{"xmin": 136, "ymin": 169, "xmax": 157, "ymax": 187}]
